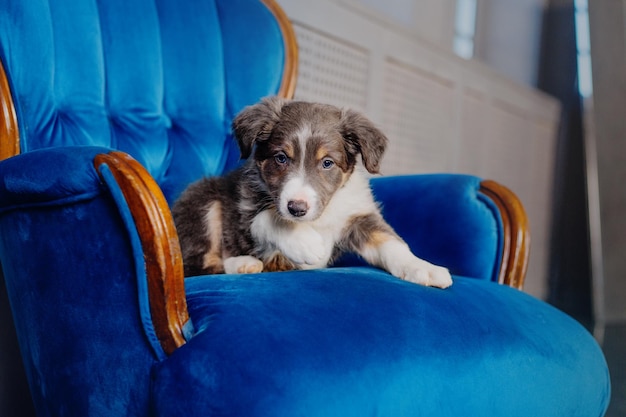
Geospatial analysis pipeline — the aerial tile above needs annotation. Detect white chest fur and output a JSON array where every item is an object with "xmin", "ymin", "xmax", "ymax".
[{"xmin": 250, "ymin": 169, "xmax": 377, "ymax": 269}]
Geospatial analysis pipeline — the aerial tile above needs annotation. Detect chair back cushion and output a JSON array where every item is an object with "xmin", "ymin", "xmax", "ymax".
[
  {"xmin": 334, "ymin": 175, "xmax": 504, "ymax": 282},
  {"xmin": 0, "ymin": 0, "xmax": 288, "ymax": 202},
  {"xmin": 372, "ymin": 175, "xmax": 503, "ymax": 281}
]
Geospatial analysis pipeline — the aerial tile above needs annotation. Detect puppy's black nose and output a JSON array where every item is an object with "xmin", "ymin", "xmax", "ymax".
[{"xmin": 287, "ymin": 200, "xmax": 308, "ymax": 217}]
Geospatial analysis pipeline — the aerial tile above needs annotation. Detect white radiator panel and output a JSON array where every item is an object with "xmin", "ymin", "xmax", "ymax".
[
  {"xmin": 381, "ymin": 59, "xmax": 456, "ymax": 175},
  {"xmin": 483, "ymin": 102, "xmax": 533, "ymax": 200},
  {"xmin": 457, "ymin": 89, "xmax": 489, "ymax": 177},
  {"xmin": 292, "ymin": 24, "xmax": 369, "ymax": 112}
]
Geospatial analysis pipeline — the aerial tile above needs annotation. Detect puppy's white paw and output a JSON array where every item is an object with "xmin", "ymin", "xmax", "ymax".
[
  {"xmin": 394, "ymin": 258, "xmax": 453, "ymax": 289},
  {"xmin": 279, "ymin": 225, "xmax": 327, "ymax": 267},
  {"xmin": 224, "ymin": 256, "xmax": 264, "ymax": 274}
]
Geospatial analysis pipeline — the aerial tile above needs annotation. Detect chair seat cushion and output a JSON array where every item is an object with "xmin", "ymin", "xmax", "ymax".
[{"xmin": 151, "ymin": 267, "xmax": 610, "ymax": 417}]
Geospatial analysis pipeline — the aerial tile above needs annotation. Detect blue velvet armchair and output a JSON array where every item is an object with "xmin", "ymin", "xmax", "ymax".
[{"xmin": 0, "ymin": 0, "xmax": 610, "ymax": 416}]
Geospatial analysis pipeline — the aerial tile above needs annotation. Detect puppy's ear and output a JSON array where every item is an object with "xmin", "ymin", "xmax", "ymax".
[
  {"xmin": 339, "ymin": 109, "xmax": 388, "ymax": 174},
  {"xmin": 232, "ymin": 97, "xmax": 287, "ymax": 159}
]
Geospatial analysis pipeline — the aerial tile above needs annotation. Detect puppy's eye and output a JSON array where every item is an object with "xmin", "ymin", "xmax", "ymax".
[
  {"xmin": 321, "ymin": 158, "xmax": 335, "ymax": 169},
  {"xmin": 275, "ymin": 152, "xmax": 288, "ymax": 165}
]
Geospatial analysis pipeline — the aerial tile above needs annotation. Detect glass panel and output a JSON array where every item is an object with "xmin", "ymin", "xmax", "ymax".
[
  {"xmin": 574, "ymin": 0, "xmax": 593, "ymax": 97},
  {"xmin": 575, "ymin": 9, "xmax": 591, "ymax": 52},
  {"xmin": 454, "ymin": 0, "xmax": 477, "ymax": 59},
  {"xmin": 454, "ymin": 37, "xmax": 474, "ymax": 59},
  {"xmin": 577, "ymin": 54, "xmax": 593, "ymax": 98},
  {"xmin": 455, "ymin": 0, "xmax": 477, "ymax": 37}
]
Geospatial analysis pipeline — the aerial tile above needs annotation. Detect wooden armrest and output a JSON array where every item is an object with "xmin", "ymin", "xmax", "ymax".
[
  {"xmin": 94, "ymin": 151, "xmax": 190, "ymax": 355},
  {"xmin": 0, "ymin": 59, "xmax": 19, "ymax": 161},
  {"xmin": 479, "ymin": 180, "xmax": 530, "ymax": 290}
]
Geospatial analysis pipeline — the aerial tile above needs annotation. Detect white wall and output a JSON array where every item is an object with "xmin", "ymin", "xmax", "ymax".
[
  {"xmin": 475, "ymin": 0, "xmax": 546, "ymax": 86},
  {"xmin": 278, "ymin": 0, "xmax": 560, "ymax": 299},
  {"xmin": 337, "ymin": 0, "xmax": 547, "ymax": 87},
  {"xmin": 351, "ymin": 0, "xmax": 457, "ymax": 48}
]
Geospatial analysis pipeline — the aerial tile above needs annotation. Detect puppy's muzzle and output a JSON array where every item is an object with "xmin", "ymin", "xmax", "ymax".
[{"xmin": 287, "ymin": 200, "xmax": 309, "ymax": 217}]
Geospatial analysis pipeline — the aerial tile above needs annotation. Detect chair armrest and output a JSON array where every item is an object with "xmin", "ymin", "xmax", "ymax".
[
  {"xmin": 94, "ymin": 151, "xmax": 191, "ymax": 355},
  {"xmin": 0, "ymin": 146, "xmax": 191, "ymax": 356},
  {"xmin": 0, "ymin": 59, "xmax": 19, "ymax": 160},
  {"xmin": 0, "ymin": 146, "xmax": 105, "ymax": 208},
  {"xmin": 478, "ymin": 180, "xmax": 529, "ymax": 289},
  {"xmin": 366, "ymin": 174, "xmax": 528, "ymax": 288}
]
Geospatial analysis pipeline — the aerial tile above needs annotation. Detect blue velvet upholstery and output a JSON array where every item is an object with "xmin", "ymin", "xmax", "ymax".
[
  {"xmin": 0, "ymin": 0, "xmax": 285, "ymax": 203},
  {"xmin": 0, "ymin": 0, "xmax": 610, "ymax": 416},
  {"xmin": 155, "ymin": 270, "xmax": 609, "ymax": 417},
  {"xmin": 0, "ymin": 147, "xmax": 158, "ymax": 416},
  {"xmin": 337, "ymin": 175, "xmax": 503, "ymax": 282}
]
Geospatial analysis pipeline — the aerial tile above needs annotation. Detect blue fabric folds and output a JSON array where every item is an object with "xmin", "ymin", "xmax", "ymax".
[
  {"xmin": 369, "ymin": 175, "xmax": 501, "ymax": 281},
  {"xmin": 152, "ymin": 268, "xmax": 610, "ymax": 417},
  {"xmin": 0, "ymin": 0, "xmax": 286, "ymax": 204},
  {"xmin": 0, "ymin": 146, "xmax": 105, "ymax": 211}
]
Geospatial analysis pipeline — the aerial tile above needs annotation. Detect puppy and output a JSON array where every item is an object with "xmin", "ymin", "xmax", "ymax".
[{"xmin": 172, "ymin": 97, "xmax": 452, "ymax": 288}]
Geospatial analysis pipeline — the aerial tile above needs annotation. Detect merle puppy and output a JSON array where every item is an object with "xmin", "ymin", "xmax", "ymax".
[{"xmin": 172, "ymin": 97, "xmax": 452, "ymax": 288}]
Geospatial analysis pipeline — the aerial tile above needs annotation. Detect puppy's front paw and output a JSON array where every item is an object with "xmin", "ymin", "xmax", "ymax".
[
  {"xmin": 394, "ymin": 258, "xmax": 453, "ymax": 289},
  {"xmin": 224, "ymin": 256, "xmax": 264, "ymax": 274}
]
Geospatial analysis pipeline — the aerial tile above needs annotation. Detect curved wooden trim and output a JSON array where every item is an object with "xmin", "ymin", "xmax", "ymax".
[
  {"xmin": 261, "ymin": 0, "xmax": 299, "ymax": 99},
  {"xmin": 479, "ymin": 180, "xmax": 530, "ymax": 290},
  {"xmin": 0, "ymin": 59, "xmax": 19, "ymax": 160},
  {"xmin": 94, "ymin": 151, "xmax": 189, "ymax": 355}
]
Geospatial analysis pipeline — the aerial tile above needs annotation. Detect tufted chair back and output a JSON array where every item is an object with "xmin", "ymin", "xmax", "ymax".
[{"xmin": 0, "ymin": 0, "xmax": 296, "ymax": 203}]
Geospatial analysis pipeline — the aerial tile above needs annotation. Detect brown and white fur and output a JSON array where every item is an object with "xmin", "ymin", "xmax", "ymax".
[{"xmin": 172, "ymin": 97, "xmax": 452, "ymax": 288}]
